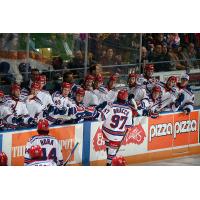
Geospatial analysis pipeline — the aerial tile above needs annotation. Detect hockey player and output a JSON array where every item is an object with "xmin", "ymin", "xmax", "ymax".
[
  {"xmin": 24, "ymin": 119, "xmax": 63, "ymax": 166},
  {"xmin": 52, "ymin": 82, "xmax": 75, "ymax": 109},
  {"xmin": 4, "ymin": 84, "xmax": 35, "ymax": 128},
  {"xmin": 0, "ymin": 90, "xmax": 22, "ymax": 130},
  {"xmin": 93, "ymin": 73, "xmax": 108, "ymax": 104},
  {"xmin": 27, "ymin": 145, "xmax": 57, "ymax": 166},
  {"xmin": 105, "ymin": 74, "xmax": 120, "ymax": 102},
  {"xmin": 127, "ymin": 73, "xmax": 149, "ymax": 111},
  {"xmin": 100, "ymin": 89, "xmax": 133, "ymax": 166},
  {"xmin": 0, "ymin": 152, "xmax": 8, "ymax": 166},
  {"xmin": 72, "ymin": 88, "xmax": 99, "ymax": 123},
  {"xmin": 156, "ymin": 76, "xmax": 181, "ymax": 112},
  {"xmin": 176, "ymin": 74, "xmax": 194, "ymax": 114},
  {"xmin": 82, "ymin": 74, "xmax": 99, "ymax": 107},
  {"xmin": 20, "ymin": 68, "xmax": 40, "ymax": 100},
  {"xmin": 140, "ymin": 64, "xmax": 159, "ymax": 95},
  {"xmin": 143, "ymin": 85, "xmax": 163, "ymax": 118},
  {"xmin": 51, "ymin": 82, "xmax": 76, "ymax": 124},
  {"xmin": 25, "ymin": 82, "xmax": 45, "ymax": 121},
  {"xmin": 63, "ymin": 71, "xmax": 79, "ymax": 99},
  {"xmin": 36, "ymin": 75, "xmax": 55, "ymax": 115}
]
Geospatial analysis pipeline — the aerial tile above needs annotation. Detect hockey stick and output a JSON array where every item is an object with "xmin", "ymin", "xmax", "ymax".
[{"xmin": 63, "ymin": 142, "xmax": 79, "ymax": 166}]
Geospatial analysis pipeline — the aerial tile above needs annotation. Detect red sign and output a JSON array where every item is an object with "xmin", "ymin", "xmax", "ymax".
[
  {"xmin": 148, "ymin": 111, "xmax": 199, "ymax": 150},
  {"xmin": 92, "ymin": 124, "xmax": 146, "ymax": 152}
]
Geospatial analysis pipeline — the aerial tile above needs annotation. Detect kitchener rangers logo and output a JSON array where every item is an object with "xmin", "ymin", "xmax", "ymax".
[{"xmin": 93, "ymin": 124, "xmax": 146, "ymax": 152}]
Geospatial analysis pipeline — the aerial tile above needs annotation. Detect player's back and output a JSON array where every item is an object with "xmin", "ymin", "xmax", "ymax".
[
  {"xmin": 24, "ymin": 135, "xmax": 63, "ymax": 166},
  {"xmin": 102, "ymin": 102, "xmax": 133, "ymax": 139}
]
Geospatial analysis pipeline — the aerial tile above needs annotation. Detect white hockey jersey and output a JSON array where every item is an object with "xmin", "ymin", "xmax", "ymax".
[
  {"xmin": 0, "ymin": 102, "xmax": 14, "ymax": 128},
  {"xmin": 25, "ymin": 95, "xmax": 45, "ymax": 119},
  {"xmin": 24, "ymin": 135, "xmax": 63, "ymax": 166},
  {"xmin": 83, "ymin": 90, "xmax": 99, "ymax": 107},
  {"xmin": 93, "ymin": 86, "xmax": 108, "ymax": 104},
  {"xmin": 4, "ymin": 95, "xmax": 31, "ymax": 124},
  {"xmin": 128, "ymin": 84, "xmax": 149, "ymax": 108},
  {"xmin": 37, "ymin": 90, "xmax": 54, "ymax": 109},
  {"xmin": 52, "ymin": 91, "xmax": 74, "ymax": 109},
  {"xmin": 101, "ymin": 102, "xmax": 133, "ymax": 142},
  {"xmin": 156, "ymin": 82, "xmax": 178, "ymax": 112},
  {"xmin": 139, "ymin": 75, "xmax": 160, "ymax": 95},
  {"xmin": 176, "ymin": 83, "xmax": 194, "ymax": 112}
]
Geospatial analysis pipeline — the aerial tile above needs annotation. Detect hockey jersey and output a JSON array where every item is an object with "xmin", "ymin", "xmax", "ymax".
[
  {"xmin": 83, "ymin": 90, "xmax": 99, "ymax": 107},
  {"xmin": 101, "ymin": 102, "xmax": 133, "ymax": 142},
  {"xmin": 25, "ymin": 95, "xmax": 45, "ymax": 119},
  {"xmin": 37, "ymin": 90, "xmax": 55, "ymax": 109},
  {"xmin": 176, "ymin": 83, "xmax": 194, "ymax": 112},
  {"xmin": 24, "ymin": 135, "xmax": 63, "ymax": 166}
]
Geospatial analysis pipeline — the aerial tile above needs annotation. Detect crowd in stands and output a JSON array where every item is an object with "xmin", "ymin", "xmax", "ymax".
[{"xmin": 1, "ymin": 33, "xmax": 200, "ymax": 87}]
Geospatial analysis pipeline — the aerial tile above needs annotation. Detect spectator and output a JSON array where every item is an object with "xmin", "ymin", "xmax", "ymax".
[
  {"xmin": 168, "ymin": 44, "xmax": 186, "ymax": 70},
  {"xmin": 68, "ymin": 50, "xmax": 84, "ymax": 78},
  {"xmin": 149, "ymin": 44, "xmax": 164, "ymax": 71},
  {"xmin": 21, "ymin": 68, "xmax": 39, "ymax": 90},
  {"xmin": 0, "ymin": 62, "xmax": 14, "ymax": 85},
  {"xmin": 100, "ymin": 48, "xmax": 116, "ymax": 66},
  {"xmin": 89, "ymin": 64, "xmax": 102, "ymax": 77},
  {"xmin": 88, "ymin": 52, "xmax": 96, "ymax": 67},
  {"xmin": 62, "ymin": 71, "xmax": 79, "ymax": 98},
  {"xmin": 182, "ymin": 43, "xmax": 199, "ymax": 69}
]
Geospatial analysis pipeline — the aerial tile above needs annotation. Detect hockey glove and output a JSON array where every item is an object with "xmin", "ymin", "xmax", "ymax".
[
  {"xmin": 43, "ymin": 109, "xmax": 49, "ymax": 117},
  {"xmin": 59, "ymin": 108, "xmax": 67, "ymax": 115},
  {"xmin": 142, "ymin": 109, "xmax": 150, "ymax": 116},
  {"xmin": 48, "ymin": 105, "xmax": 55, "ymax": 113},
  {"xmin": 28, "ymin": 117, "xmax": 37, "ymax": 127},
  {"xmin": 16, "ymin": 116, "xmax": 24, "ymax": 124},
  {"xmin": 175, "ymin": 93, "xmax": 185, "ymax": 107},
  {"xmin": 183, "ymin": 107, "xmax": 191, "ymax": 115},
  {"xmin": 128, "ymin": 94, "xmax": 135, "ymax": 101},
  {"xmin": 95, "ymin": 101, "xmax": 108, "ymax": 111},
  {"xmin": 68, "ymin": 107, "xmax": 76, "ymax": 115},
  {"xmin": 53, "ymin": 107, "xmax": 60, "ymax": 115}
]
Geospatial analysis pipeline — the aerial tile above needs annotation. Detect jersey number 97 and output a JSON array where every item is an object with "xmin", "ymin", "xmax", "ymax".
[{"xmin": 110, "ymin": 115, "xmax": 127, "ymax": 129}]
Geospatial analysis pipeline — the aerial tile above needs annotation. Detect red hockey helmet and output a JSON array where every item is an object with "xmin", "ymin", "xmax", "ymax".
[
  {"xmin": 109, "ymin": 74, "xmax": 118, "ymax": 81},
  {"xmin": 76, "ymin": 87, "xmax": 85, "ymax": 96},
  {"xmin": 0, "ymin": 152, "xmax": 8, "ymax": 166},
  {"xmin": 117, "ymin": 89, "xmax": 128, "ymax": 101},
  {"xmin": 0, "ymin": 90, "xmax": 4, "ymax": 98},
  {"xmin": 95, "ymin": 73, "xmax": 104, "ymax": 83},
  {"xmin": 31, "ymin": 82, "xmax": 40, "ymax": 90},
  {"xmin": 36, "ymin": 75, "xmax": 46, "ymax": 83},
  {"xmin": 29, "ymin": 145, "xmax": 43, "ymax": 159},
  {"xmin": 167, "ymin": 76, "xmax": 177, "ymax": 83},
  {"xmin": 152, "ymin": 85, "xmax": 161, "ymax": 93},
  {"xmin": 112, "ymin": 156, "xmax": 127, "ymax": 166},
  {"xmin": 84, "ymin": 74, "xmax": 95, "ymax": 82},
  {"xmin": 62, "ymin": 82, "xmax": 71, "ymax": 89},
  {"xmin": 128, "ymin": 73, "xmax": 137, "ymax": 79},
  {"xmin": 37, "ymin": 119, "xmax": 49, "ymax": 131},
  {"xmin": 11, "ymin": 83, "xmax": 21, "ymax": 92},
  {"xmin": 144, "ymin": 64, "xmax": 154, "ymax": 71}
]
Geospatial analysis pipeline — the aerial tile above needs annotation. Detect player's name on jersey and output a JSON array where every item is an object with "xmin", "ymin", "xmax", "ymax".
[
  {"xmin": 113, "ymin": 107, "xmax": 129, "ymax": 116},
  {"xmin": 40, "ymin": 138, "xmax": 54, "ymax": 146}
]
